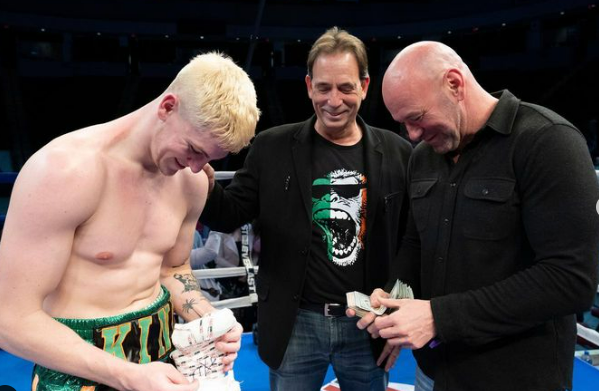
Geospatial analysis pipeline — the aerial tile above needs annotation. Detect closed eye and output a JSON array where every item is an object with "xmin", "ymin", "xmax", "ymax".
[
  {"xmin": 189, "ymin": 144, "xmax": 204, "ymax": 156},
  {"xmin": 411, "ymin": 113, "xmax": 424, "ymax": 122}
]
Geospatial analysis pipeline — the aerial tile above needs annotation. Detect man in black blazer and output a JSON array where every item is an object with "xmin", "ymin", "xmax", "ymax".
[{"xmin": 201, "ymin": 27, "xmax": 412, "ymax": 391}]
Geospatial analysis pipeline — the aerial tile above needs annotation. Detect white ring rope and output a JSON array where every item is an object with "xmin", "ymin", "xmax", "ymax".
[
  {"xmin": 577, "ymin": 323, "xmax": 599, "ymax": 348},
  {"xmin": 193, "ymin": 267, "xmax": 258, "ymax": 279},
  {"xmin": 214, "ymin": 171, "xmax": 235, "ymax": 181}
]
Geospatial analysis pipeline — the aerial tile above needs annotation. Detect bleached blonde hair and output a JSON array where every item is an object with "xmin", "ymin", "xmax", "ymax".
[{"xmin": 165, "ymin": 52, "xmax": 260, "ymax": 153}]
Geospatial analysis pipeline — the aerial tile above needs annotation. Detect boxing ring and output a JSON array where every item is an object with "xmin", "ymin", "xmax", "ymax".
[{"xmin": 1, "ymin": 171, "xmax": 599, "ymax": 390}]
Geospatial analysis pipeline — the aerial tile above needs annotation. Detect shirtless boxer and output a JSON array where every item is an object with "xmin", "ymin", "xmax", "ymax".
[{"xmin": 0, "ymin": 52, "xmax": 260, "ymax": 391}]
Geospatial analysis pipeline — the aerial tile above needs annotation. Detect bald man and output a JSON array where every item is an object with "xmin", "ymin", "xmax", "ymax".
[{"xmin": 358, "ymin": 41, "xmax": 599, "ymax": 391}]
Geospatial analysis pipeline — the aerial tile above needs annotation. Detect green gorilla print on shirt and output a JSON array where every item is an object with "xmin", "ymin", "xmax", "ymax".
[{"xmin": 312, "ymin": 169, "xmax": 367, "ymax": 266}]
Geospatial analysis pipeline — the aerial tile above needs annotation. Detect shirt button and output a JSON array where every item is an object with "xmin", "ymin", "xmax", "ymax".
[
  {"xmin": 300, "ymin": 248, "xmax": 308, "ymax": 255},
  {"xmin": 443, "ymin": 218, "xmax": 449, "ymax": 224},
  {"xmin": 438, "ymin": 257, "xmax": 444, "ymax": 262},
  {"xmin": 482, "ymin": 188, "xmax": 489, "ymax": 195},
  {"xmin": 293, "ymin": 295, "xmax": 299, "ymax": 301}
]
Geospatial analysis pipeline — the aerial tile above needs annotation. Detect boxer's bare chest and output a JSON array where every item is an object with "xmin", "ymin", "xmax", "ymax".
[{"xmin": 73, "ymin": 163, "xmax": 189, "ymax": 265}]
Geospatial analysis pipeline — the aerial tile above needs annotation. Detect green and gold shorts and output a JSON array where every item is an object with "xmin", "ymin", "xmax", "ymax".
[{"xmin": 32, "ymin": 286, "xmax": 174, "ymax": 391}]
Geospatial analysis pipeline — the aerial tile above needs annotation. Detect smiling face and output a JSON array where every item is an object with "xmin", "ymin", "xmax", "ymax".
[
  {"xmin": 152, "ymin": 100, "xmax": 229, "ymax": 176},
  {"xmin": 306, "ymin": 51, "xmax": 369, "ymax": 140},
  {"xmin": 384, "ymin": 79, "xmax": 463, "ymax": 154}
]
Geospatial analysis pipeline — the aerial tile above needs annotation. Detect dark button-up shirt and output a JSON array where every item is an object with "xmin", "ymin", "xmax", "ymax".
[{"xmin": 391, "ymin": 90, "xmax": 599, "ymax": 391}]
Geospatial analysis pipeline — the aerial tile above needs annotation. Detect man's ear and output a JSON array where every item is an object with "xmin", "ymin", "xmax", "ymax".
[
  {"xmin": 360, "ymin": 76, "xmax": 371, "ymax": 100},
  {"xmin": 445, "ymin": 69, "xmax": 464, "ymax": 100},
  {"xmin": 305, "ymin": 74, "xmax": 313, "ymax": 99},
  {"xmin": 158, "ymin": 93, "xmax": 178, "ymax": 121}
]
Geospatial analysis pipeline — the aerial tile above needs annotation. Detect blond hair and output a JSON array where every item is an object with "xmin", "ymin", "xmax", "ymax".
[
  {"xmin": 307, "ymin": 26, "xmax": 369, "ymax": 79},
  {"xmin": 165, "ymin": 52, "xmax": 260, "ymax": 153}
]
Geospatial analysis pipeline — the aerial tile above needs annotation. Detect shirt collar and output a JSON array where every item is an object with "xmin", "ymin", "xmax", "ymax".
[
  {"xmin": 483, "ymin": 89, "xmax": 520, "ymax": 136},
  {"xmin": 451, "ymin": 90, "xmax": 519, "ymax": 159}
]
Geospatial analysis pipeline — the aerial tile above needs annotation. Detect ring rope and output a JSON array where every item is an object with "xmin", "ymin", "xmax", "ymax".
[{"xmin": 577, "ymin": 323, "xmax": 599, "ymax": 348}]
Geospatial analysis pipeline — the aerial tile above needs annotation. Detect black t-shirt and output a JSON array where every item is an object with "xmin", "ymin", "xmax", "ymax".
[{"xmin": 301, "ymin": 131, "xmax": 367, "ymax": 305}]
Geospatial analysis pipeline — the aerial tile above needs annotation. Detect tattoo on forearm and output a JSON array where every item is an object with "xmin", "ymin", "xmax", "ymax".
[
  {"xmin": 174, "ymin": 273, "xmax": 201, "ymax": 293},
  {"xmin": 182, "ymin": 297, "xmax": 208, "ymax": 316},
  {"xmin": 182, "ymin": 298, "xmax": 197, "ymax": 313}
]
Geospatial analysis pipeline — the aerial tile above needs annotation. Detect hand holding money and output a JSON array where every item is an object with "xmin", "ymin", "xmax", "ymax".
[
  {"xmin": 346, "ymin": 280, "xmax": 414, "ymax": 318},
  {"xmin": 170, "ymin": 308, "xmax": 241, "ymax": 391}
]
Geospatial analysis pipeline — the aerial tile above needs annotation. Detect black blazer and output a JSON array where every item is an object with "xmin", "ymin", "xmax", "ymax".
[{"xmin": 201, "ymin": 115, "xmax": 412, "ymax": 369}]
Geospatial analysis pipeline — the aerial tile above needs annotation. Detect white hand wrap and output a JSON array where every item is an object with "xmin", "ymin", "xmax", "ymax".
[{"xmin": 171, "ymin": 308, "xmax": 241, "ymax": 391}]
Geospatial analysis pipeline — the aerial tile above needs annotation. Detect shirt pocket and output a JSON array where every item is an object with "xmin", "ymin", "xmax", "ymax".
[
  {"xmin": 462, "ymin": 178, "xmax": 516, "ymax": 240},
  {"xmin": 410, "ymin": 179, "xmax": 438, "ymax": 232}
]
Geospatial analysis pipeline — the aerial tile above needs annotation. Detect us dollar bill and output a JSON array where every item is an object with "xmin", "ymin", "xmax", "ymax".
[
  {"xmin": 346, "ymin": 280, "xmax": 414, "ymax": 318},
  {"xmin": 346, "ymin": 291, "xmax": 387, "ymax": 317},
  {"xmin": 390, "ymin": 279, "xmax": 414, "ymax": 301}
]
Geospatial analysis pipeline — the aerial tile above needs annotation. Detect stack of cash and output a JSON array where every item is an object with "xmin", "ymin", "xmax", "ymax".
[
  {"xmin": 170, "ymin": 308, "xmax": 241, "ymax": 390},
  {"xmin": 346, "ymin": 280, "xmax": 414, "ymax": 318}
]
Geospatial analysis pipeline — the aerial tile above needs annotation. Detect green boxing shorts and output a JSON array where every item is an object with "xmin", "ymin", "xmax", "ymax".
[{"xmin": 32, "ymin": 286, "xmax": 174, "ymax": 391}]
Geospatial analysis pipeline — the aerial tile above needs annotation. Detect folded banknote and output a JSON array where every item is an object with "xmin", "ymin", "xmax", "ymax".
[{"xmin": 346, "ymin": 280, "xmax": 413, "ymax": 317}]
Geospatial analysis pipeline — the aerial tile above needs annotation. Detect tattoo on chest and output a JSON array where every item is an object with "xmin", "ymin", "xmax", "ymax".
[{"xmin": 174, "ymin": 273, "xmax": 201, "ymax": 293}]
